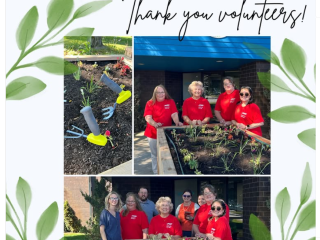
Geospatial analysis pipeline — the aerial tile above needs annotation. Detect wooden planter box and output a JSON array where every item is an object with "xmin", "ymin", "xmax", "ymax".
[{"xmin": 157, "ymin": 124, "xmax": 271, "ymax": 175}]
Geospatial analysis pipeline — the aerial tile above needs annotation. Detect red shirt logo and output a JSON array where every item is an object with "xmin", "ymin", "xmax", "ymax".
[
  {"xmin": 241, "ymin": 112, "xmax": 247, "ymax": 118},
  {"xmin": 164, "ymin": 104, "xmax": 170, "ymax": 110},
  {"xmin": 198, "ymin": 104, "xmax": 204, "ymax": 109},
  {"xmin": 131, "ymin": 215, "xmax": 137, "ymax": 220},
  {"xmin": 166, "ymin": 223, "xmax": 173, "ymax": 228},
  {"xmin": 230, "ymin": 98, "xmax": 236, "ymax": 103}
]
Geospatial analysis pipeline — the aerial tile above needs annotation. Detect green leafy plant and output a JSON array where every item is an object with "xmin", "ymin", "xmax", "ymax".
[
  {"xmin": 244, "ymin": 39, "xmax": 316, "ymax": 149},
  {"xmin": 80, "ymin": 89, "xmax": 93, "ymax": 107},
  {"xmin": 6, "ymin": 177, "xmax": 59, "ymax": 240},
  {"xmin": 6, "ymin": 0, "xmax": 112, "ymax": 100},
  {"xmin": 64, "ymin": 201, "xmax": 81, "ymax": 233},
  {"xmin": 249, "ymin": 145, "xmax": 270, "ymax": 175},
  {"xmin": 238, "ymin": 136, "xmax": 249, "ymax": 155},
  {"xmin": 92, "ymin": 62, "xmax": 98, "ymax": 68},
  {"xmin": 73, "ymin": 66, "xmax": 81, "ymax": 80},
  {"xmin": 220, "ymin": 152, "xmax": 237, "ymax": 173},
  {"xmin": 81, "ymin": 75, "xmax": 101, "ymax": 94},
  {"xmin": 185, "ymin": 126, "xmax": 201, "ymax": 142}
]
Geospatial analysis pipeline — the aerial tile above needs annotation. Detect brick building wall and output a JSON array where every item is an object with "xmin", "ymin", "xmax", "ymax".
[
  {"xmin": 242, "ymin": 177, "xmax": 270, "ymax": 240},
  {"xmin": 64, "ymin": 177, "xmax": 93, "ymax": 226},
  {"xmin": 239, "ymin": 61, "xmax": 271, "ymax": 139}
]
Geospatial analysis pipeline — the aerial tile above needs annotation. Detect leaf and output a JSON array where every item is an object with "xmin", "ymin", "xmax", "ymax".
[
  {"xmin": 298, "ymin": 128, "xmax": 316, "ymax": 150},
  {"xmin": 64, "ymin": 61, "xmax": 79, "ymax": 75},
  {"xmin": 6, "ymin": 234, "xmax": 16, "ymax": 240},
  {"xmin": 16, "ymin": 177, "xmax": 32, "ymax": 217},
  {"xmin": 281, "ymin": 38, "xmax": 306, "ymax": 80},
  {"xmin": 6, "ymin": 202, "xmax": 12, "ymax": 221},
  {"xmin": 295, "ymin": 200, "xmax": 315, "ymax": 231},
  {"xmin": 268, "ymin": 105, "xmax": 315, "ymax": 123},
  {"xmin": 257, "ymin": 72, "xmax": 291, "ymax": 92},
  {"xmin": 65, "ymin": 27, "xmax": 95, "ymax": 36},
  {"xmin": 243, "ymin": 42, "xmax": 280, "ymax": 66},
  {"xmin": 300, "ymin": 162, "xmax": 312, "ymax": 204},
  {"xmin": 275, "ymin": 188, "xmax": 290, "ymax": 227},
  {"xmin": 249, "ymin": 214, "xmax": 271, "ymax": 240},
  {"xmin": 307, "ymin": 237, "xmax": 316, "ymax": 240},
  {"xmin": 6, "ymin": 77, "xmax": 46, "ymax": 100},
  {"xmin": 270, "ymin": 51, "xmax": 280, "ymax": 67},
  {"xmin": 33, "ymin": 56, "xmax": 65, "ymax": 75},
  {"xmin": 36, "ymin": 202, "xmax": 59, "ymax": 240},
  {"xmin": 16, "ymin": 6, "xmax": 39, "ymax": 51},
  {"xmin": 72, "ymin": 0, "xmax": 112, "ymax": 19},
  {"xmin": 47, "ymin": 0, "xmax": 74, "ymax": 30},
  {"xmin": 314, "ymin": 64, "xmax": 316, "ymax": 81}
]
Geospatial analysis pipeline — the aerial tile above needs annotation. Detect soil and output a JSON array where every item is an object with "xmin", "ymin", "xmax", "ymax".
[
  {"xmin": 164, "ymin": 126, "xmax": 270, "ymax": 175},
  {"xmin": 64, "ymin": 61, "xmax": 132, "ymax": 175}
]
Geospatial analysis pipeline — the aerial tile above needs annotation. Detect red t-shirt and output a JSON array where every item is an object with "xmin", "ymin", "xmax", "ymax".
[
  {"xmin": 144, "ymin": 99, "xmax": 178, "ymax": 139},
  {"xmin": 182, "ymin": 97, "xmax": 213, "ymax": 125},
  {"xmin": 120, "ymin": 209, "xmax": 149, "ymax": 240},
  {"xmin": 232, "ymin": 103, "xmax": 264, "ymax": 136},
  {"xmin": 149, "ymin": 214, "xmax": 182, "ymax": 237},
  {"xmin": 193, "ymin": 204, "xmax": 229, "ymax": 234},
  {"xmin": 215, "ymin": 90, "xmax": 240, "ymax": 121},
  {"xmin": 206, "ymin": 217, "xmax": 232, "ymax": 240}
]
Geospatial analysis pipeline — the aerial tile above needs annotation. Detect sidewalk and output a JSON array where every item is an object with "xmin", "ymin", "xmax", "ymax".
[{"xmin": 134, "ymin": 131, "xmax": 153, "ymax": 175}]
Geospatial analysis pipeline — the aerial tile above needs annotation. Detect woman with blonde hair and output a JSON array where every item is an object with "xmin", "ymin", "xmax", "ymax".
[
  {"xmin": 100, "ymin": 191, "xmax": 123, "ymax": 240},
  {"xmin": 182, "ymin": 81, "xmax": 213, "ymax": 126},
  {"xmin": 144, "ymin": 84, "xmax": 183, "ymax": 174},
  {"xmin": 149, "ymin": 197, "xmax": 182, "ymax": 238},
  {"xmin": 120, "ymin": 192, "xmax": 149, "ymax": 239}
]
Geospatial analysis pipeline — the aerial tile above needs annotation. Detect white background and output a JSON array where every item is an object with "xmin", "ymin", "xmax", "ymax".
[{"xmin": 1, "ymin": 0, "xmax": 319, "ymax": 239}]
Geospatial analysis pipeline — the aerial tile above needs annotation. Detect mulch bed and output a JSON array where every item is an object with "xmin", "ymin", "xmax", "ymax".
[
  {"xmin": 165, "ymin": 126, "xmax": 271, "ymax": 175},
  {"xmin": 64, "ymin": 61, "xmax": 132, "ymax": 175}
]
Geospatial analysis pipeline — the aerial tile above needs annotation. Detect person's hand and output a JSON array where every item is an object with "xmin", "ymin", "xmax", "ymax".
[
  {"xmin": 176, "ymin": 122, "xmax": 183, "ymax": 126},
  {"xmin": 153, "ymin": 122, "xmax": 162, "ymax": 128},
  {"xmin": 224, "ymin": 121, "xmax": 232, "ymax": 126},
  {"xmin": 191, "ymin": 120, "xmax": 197, "ymax": 126},
  {"xmin": 220, "ymin": 118, "xmax": 226, "ymax": 124},
  {"xmin": 206, "ymin": 233, "xmax": 214, "ymax": 240},
  {"xmin": 236, "ymin": 123, "xmax": 246, "ymax": 130},
  {"xmin": 195, "ymin": 233, "xmax": 206, "ymax": 238},
  {"xmin": 196, "ymin": 120, "xmax": 202, "ymax": 125}
]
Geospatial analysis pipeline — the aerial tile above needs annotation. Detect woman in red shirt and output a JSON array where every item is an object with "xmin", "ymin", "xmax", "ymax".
[
  {"xmin": 232, "ymin": 86, "xmax": 264, "ymax": 136},
  {"xmin": 182, "ymin": 81, "xmax": 213, "ymax": 126},
  {"xmin": 206, "ymin": 199, "xmax": 232, "ymax": 240},
  {"xmin": 144, "ymin": 85, "xmax": 183, "ymax": 174},
  {"xmin": 214, "ymin": 76, "xmax": 240, "ymax": 126},
  {"xmin": 120, "ymin": 193, "xmax": 149, "ymax": 240}
]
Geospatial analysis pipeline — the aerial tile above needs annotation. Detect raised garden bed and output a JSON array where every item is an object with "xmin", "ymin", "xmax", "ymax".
[
  {"xmin": 64, "ymin": 60, "xmax": 132, "ymax": 175},
  {"xmin": 157, "ymin": 124, "xmax": 270, "ymax": 175}
]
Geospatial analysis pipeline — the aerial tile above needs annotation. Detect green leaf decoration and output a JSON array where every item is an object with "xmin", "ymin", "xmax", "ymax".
[
  {"xmin": 307, "ymin": 237, "xmax": 316, "ymax": 240},
  {"xmin": 249, "ymin": 214, "xmax": 271, "ymax": 240},
  {"xmin": 268, "ymin": 105, "xmax": 315, "ymax": 123},
  {"xmin": 47, "ymin": 0, "xmax": 74, "ymax": 30},
  {"xmin": 257, "ymin": 72, "xmax": 291, "ymax": 92},
  {"xmin": 33, "ymin": 56, "xmax": 65, "ymax": 75},
  {"xmin": 6, "ymin": 77, "xmax": 46, "ymax": 100},
  {"xmin": 64, "ymin": 61, "xmax": 79, "ymax": 75},
  {"xmin": 16, "ymin": 177, "xmax": 32, "ymax": 217},
  {"xmin": 314, "ymin": 64, "xmax": 316, "ymax": 81},
  {"xmin": 36, "ymin": 202, "xmax": 59, "ymax": 240},
  {"xmin": 16, "ymin": 6, "xmax": 39, "ymax": 51},
  {"xmin": 65, "ymin": 27, "xmax": 95, "ymax": 36},
  {"xmin": 6, "ymin": 234, "xmax": 16, "ymax": 240},
  {"xmin": 298, "ymin": 128, "xmax": 316, "ymax": 150},
  {"xmin": 72, "ymin": 0, "xmax": 112, "ymax": 19},
  {"xmin": 281, "ymin": 38, "xmax": 306, "ymax": 80},
  {"xmin": 300, "ymin": 162, "xmax": 312, "ymax": 205},
  {"xmin": 275, "ymin": 188, "xmax": 290, "ymax": 227},
  {"xmin": 243, "ymin": 42, "xmax": 280, "ymax": 66},
  {"xmin": 295, "ymin": 200, "xmax": 315, "ymax": 231},
  {"xmin": 270, "ymin": 51, "xmax": 281, "ymax": 67},
  {"xmin": 6, "ymin": 202, "xmax": 12, "ymax": 221}
]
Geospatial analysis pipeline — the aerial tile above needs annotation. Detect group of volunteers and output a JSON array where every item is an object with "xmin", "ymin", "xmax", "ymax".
[
  {"xmin": 100, "ymin": 185, "xmax": 232, "ymax": 240},
  {"xmin": 143, "ymin": 77, "xmax": 265, "ymax": 174}
]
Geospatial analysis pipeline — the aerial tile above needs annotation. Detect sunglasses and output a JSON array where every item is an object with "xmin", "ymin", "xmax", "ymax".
[
  {"xmin": 211, "ymin": 206, "xmax": 222, "ymax": 211},
  {"xmin": 240, "ymin": 93, "xmax": 250, "ymax": 97},
  {"xmin": 110, "ymin": 197, "xmax": 118, "ymax": 201},
  {"xmin": 183, "ymin": 195, "xmax": 191, "ymax": 198}
]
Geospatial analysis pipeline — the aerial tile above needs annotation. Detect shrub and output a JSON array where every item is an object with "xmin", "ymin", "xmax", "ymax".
[{"xmin": 64, "ymin": 201, "xmax": 82, "ymax": 233}]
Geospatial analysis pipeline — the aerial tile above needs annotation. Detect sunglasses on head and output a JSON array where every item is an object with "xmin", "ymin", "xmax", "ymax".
[
  {"xmin": 240, "ymin": 93, "xmax": 250, "ymax": 97},
  {"xmin": 183, "ymin": 195, "xmax": 191, "ymax": 198},
  {"xmin": 211, "ymin": 206, "xmax": 222, "ymax": 211}
]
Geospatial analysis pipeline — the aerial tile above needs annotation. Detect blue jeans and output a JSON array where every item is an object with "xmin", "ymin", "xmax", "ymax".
[{"xmin": 182, "ymin": 231, "xmax": 192, "ymax": 237}]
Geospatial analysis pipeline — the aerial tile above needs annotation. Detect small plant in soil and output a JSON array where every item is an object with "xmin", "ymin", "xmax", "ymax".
[
  {"xmin": 80, "ymin": 89, "xmax": 93, "ymax": 107},
  {"xmin": 82, "ymin": 75, "xmax": 101, "ymax": 94},
  {"xmin": 105, "ymin": 66, "xmax": 112, "ymax": 77},
  {"xmin": 220, "ymin": 152, "xmax": 237, "ymax": 173},
  {"xmin": 92, "ymin": 62, "xmax": 98, "ymax": 68},
  {"xmin": 185, "ymin": 126, "xmax": 201, "ymax": 142},
  {"xmin": 238, "ymin": 136, "xmax": 249, "ymax": 155},
  {"xmin": 250, "ymin": 145, "xmax": 270, "ymax": 174},
  {"xmin": 201, "ymin": 124, "xmax": 207, "ymax": 133},
  {"xmin": 105, "ymin": 130, "xmax": 117, "ymax": 149},
  {"xmin": 73, "ymin": 66, "xmax": 81, "ymax": 80}
]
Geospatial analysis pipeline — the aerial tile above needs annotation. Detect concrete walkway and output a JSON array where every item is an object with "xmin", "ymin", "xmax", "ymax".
[
  {"xmin": 134, "ymin": 131, "xmax": 153, "ymax": 175},
  {"xmin": 99, "ymin": 160, "xmax": 132, "ymax": 175}
]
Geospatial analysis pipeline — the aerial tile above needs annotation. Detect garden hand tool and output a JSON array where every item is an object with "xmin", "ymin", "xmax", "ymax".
[
  {"xmin": 64, "ymin": 125, "xmax": 87, "ymax": 139},
  {"xmin": 100, "ymin": 73, "xmax": 131, "ymax": 104},
  {"xmin": 79, "ymin": 106, "xmax": 107, "ymax": 146},
  {"xmin": 102, "ymin": 102, "xmax": 117, "ymax": 120}
]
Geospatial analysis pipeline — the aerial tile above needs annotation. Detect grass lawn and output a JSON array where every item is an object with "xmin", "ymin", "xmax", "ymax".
[
  {"xmin": 64, "ymin": 36, "xmax": 132, "ymax": 56},
  {"xmin": 64, "ymin": 233, "xmax": 86, "ymax": 240}
]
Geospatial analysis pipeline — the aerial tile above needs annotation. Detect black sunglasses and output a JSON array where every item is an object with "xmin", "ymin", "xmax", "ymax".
[
  {"xmin": 211, "ymin": 206, "xmax": 222, "ymax": 211},
  {"xmin": 240, "ymin": 93, "xmax": 250, "ymax": 97},
  {"xmin": 183, "ymin": 195, "xmax": 191, "ymax": 198}
]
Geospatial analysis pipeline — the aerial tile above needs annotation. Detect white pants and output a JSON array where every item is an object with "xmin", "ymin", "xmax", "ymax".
[{"xmin": 147, "ymin": 137, "xmax": 158, "ymax": 174}]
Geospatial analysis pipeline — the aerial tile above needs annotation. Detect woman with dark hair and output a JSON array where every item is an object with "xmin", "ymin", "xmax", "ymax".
[
  {"xmin": 144, "ymin": 84, "xmax": 183, "ymax": 174},
  {"xmin": 193, "ymin": 185, "xmax": 229, "ymax": 238},
  {"xmin": 214, "ymin": 77, "xmax": 240, "ymax": 126},
  {"xmin": 206, "ymin": 199, "xmax": 232, "ymax": 240},
  {"xmin": 231, "ymin": 86, "xmax": 264, "ymax": 136},
  {"xmin": 100, "ymin": 191, "xmax": 123, "ymax": 240},
  {"xmin": 175, "ymin": 190, "xmax": 200, "ymax": 237},
  {"xmin": 120, "ymin": 192, "xmax": 149, "ymax": 240}
]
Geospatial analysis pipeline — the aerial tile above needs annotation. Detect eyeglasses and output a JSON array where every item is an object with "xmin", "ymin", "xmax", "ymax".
[
  {"xmin": 183, "ymin": 195, "xmax": 191, "ymax": 198},
  {"xmin": 211, "ymin": 206, "xmax": 222, "ymax": 211},
  {"xmin": 126, "ymin": 201, "xmax": 136, "ymax": 203},
  {"xmin": 240, "ymin": 93, "xmax": 250, "ymax": 97},
  {"xmin": 110, "ymin": 197, "xmax": 118, "ymax": 201},
  {"xmin": 156, "ymin": 92, "xmax": 165, "ymax": 95}
]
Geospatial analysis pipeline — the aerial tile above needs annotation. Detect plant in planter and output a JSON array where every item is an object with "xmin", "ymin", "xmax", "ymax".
[
  {"xmin": 80, "ymin": 89, "xmax": 93, "ymax": 107},
  {"xmin": 82, "ymin": 75, "xmax": 101, "ymax": 94},
  {"xmin": 250, "ymin": 145, "xmax": 270, "ymax": 174},
  {"xmin": 220, "ymin": 152, "xmax": 237, "ymax": 173},
  {"xmin": 238, "ymin": 136, "xmax": 249, "ymax": 155},
  {"xmin": 73, "ymin": 66, "xmax": 81, "ymax": 80},
  {"xmin": 185, "ymin": 126, "xmax": 201, "ymax": 142}
]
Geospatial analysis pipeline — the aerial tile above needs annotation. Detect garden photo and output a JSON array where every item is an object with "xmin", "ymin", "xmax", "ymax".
[
  {"xmin": 64, "ymin": 176, "xmax": 270, "ymax": 240},
  {"xmin": 64, "ymin": 36, "xmax": 132, "ymax": 175},
  {"xmin": 134, "ymin": 36, "xmax": 271, "ymax": 175}
]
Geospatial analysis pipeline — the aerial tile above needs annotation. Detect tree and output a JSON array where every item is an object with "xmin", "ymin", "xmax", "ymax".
[
  {"xmin": 64, "ymin": 201, "xmax": 82, "ymax": 233},
  {"xmin": 91, "ymin": 37, "xmax": 103, "ymax": 48}
]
